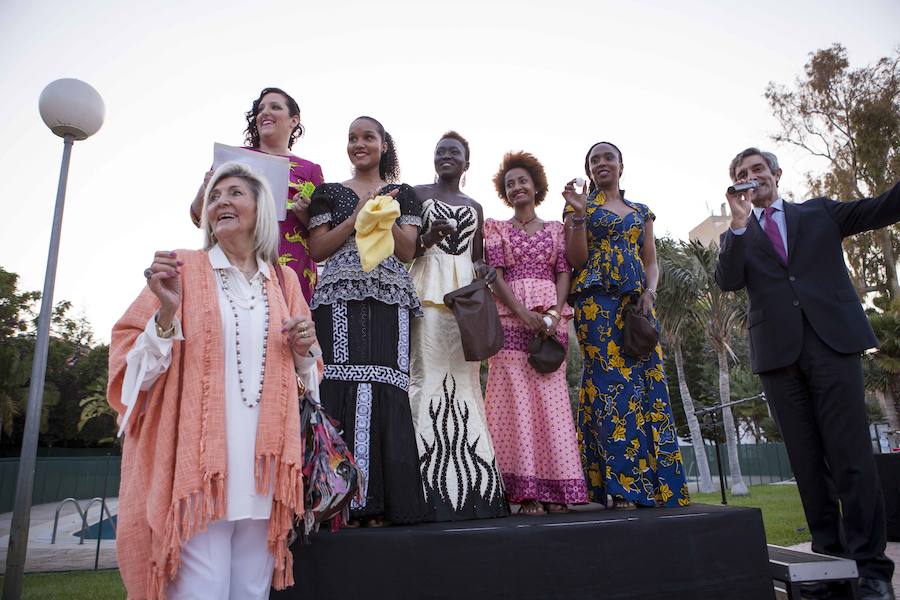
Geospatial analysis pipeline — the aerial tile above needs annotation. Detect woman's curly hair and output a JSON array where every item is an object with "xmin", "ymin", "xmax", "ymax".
[
  {"xmin": 244, "ymin": 87, "xmax": 304, "ymax": 149},
  {"xmin": 492, "ymin": 151, "xmax": 549, "ymax": 207},
  {"xmin": 355, "ymin": 116, "xmax": 400, "ymax": 183}
]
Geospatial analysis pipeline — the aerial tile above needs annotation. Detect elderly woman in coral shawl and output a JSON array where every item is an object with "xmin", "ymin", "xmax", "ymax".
[{"xmin": 108, "ymin": 162, "xmax": 322, "ymax": 600}]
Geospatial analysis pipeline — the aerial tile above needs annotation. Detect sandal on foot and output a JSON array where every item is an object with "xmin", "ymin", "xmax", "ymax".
[
  {"xmin": 612, "ymin": 496, "xmax": 637, "ymax": 511},
  {"xmin": 364, "ymin": 516, "xmax": 387, "ymax": 528},
  {"xmin": 517, "ymin": 500, "xmax": 546, "ymax": 516},
  {"xmin": 543, "ymin": 502, "xmax": 571, "ymax": 514}
]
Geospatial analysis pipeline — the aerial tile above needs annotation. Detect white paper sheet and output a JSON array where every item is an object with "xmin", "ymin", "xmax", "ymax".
[{"xmin": 212, "ymin": 143, "xmax": 291, "ymax": 221}]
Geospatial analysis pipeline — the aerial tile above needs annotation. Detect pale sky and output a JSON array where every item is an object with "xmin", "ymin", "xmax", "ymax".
[{"xmin": 1, "ymin": 0, "xmax": 898, "ymax": 342}]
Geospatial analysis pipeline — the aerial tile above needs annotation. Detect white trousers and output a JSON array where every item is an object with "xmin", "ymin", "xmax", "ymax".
[{"xmin": 167, "ymin": 518, "xmax": 274, "ymax": 600}]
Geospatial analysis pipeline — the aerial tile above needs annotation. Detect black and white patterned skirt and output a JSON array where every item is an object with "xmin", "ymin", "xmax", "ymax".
[{"xmin": 312, "ymin": 298, "xmax": 431, "ymax": 524}]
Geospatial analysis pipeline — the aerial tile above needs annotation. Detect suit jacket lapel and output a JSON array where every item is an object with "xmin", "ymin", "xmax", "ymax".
[
  {"xmin": 784, "ymin": 201, "xmax": 799, "ymax": 263},
  {"xmin": 748, "ymin": 214, "xmax": 787, "ymax": 268}
]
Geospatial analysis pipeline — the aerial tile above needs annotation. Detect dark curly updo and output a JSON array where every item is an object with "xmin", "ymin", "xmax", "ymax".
[
  {"xmin": 244, "ymin": 87, "xmax": 304, "ymax": 149},
  {"xmin": 492, "ymin": 151, "xmax": 549, "ymax": 207},
  {"xmin": 355, "ymin": 116, "xmax": 400, "ymax": 183}
]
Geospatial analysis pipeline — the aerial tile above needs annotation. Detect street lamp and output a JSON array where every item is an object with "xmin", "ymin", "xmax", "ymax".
[{"xmin": 2, "ymin": 79, "xmax": 104, "ymax": 600}]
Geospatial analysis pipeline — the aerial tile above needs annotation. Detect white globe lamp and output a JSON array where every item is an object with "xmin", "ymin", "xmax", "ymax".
[{"xmin": 38, "ymin": 78, "xmax": 105, "ymax": 140}]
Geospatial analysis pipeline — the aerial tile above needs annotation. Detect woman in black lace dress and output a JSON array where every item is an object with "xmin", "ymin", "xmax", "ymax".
[{"xmin": 307, "ymin": 116, "xmax": 429, "ymax": 526}]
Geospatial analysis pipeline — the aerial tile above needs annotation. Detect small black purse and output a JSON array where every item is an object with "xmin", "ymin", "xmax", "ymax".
[
  {"xmin": 527, "ymin": 333, "xmax": 566, "ymax": 374},
  {"xmin": 622, "ymin": 305, "xmax": 659, "ymax": 358}
]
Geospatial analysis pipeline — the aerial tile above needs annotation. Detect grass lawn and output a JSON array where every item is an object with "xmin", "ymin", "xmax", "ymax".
[
  {"xmin": 693, "ymin": 483, "xmax": 812, "ymax": 546},
  {"xmin": 0, "ymin": 570, "xmax": 125, "ymax": 599}
]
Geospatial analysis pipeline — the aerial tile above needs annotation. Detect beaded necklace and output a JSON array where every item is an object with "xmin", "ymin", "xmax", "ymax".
[{"xmin": 217, "ymin": 269, "xmax": 269, "ymax": 408}]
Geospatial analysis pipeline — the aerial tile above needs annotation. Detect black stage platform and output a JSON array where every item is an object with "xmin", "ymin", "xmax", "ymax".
[{"xmin": 271, "ymin": 503, "xmax": 774, "ymax": 600}]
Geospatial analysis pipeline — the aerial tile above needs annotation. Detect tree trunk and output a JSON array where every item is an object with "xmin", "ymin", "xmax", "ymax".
[
  {"xmin": 878, "ymin": 228, "xmax": 900, "ymax": 299},
  {"xmin": 673, "ymin": 343, "xmax": 715, "ymax": 493},
  {"xmin": 716, "ymin": 346, "xmax": 749, "ymax": 495}
]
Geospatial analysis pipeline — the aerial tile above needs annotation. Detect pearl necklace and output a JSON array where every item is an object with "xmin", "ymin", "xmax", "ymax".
[{"xmin": 217, "ymin": 269, "xmax": 268, "ymax": 408}]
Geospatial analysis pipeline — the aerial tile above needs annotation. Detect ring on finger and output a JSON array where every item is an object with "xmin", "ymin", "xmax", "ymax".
[{"xmin": 144, "ymin": 268, "xmax": 153, "ymax": 279}]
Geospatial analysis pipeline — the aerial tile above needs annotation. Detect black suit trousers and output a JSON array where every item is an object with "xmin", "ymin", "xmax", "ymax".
[{"xmin": 760, "ymin": 316, "xmax": 893, "ymax": 581}]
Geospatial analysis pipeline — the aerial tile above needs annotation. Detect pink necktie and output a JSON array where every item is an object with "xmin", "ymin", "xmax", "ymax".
[{"xmin": 763, "ymin": 206, "xmax": 787, "ymax": 263}]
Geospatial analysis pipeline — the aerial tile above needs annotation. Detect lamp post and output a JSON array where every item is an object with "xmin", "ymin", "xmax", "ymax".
[{"xmin": 2, "ymin": 79, "xmax": 104, "ymax": 600}]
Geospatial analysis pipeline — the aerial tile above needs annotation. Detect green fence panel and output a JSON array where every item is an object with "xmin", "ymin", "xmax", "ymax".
[
  {"xmin": 0, "ymin": 456, "xmax": 121, "ymax": 514},
  {"xmin": 680, "ymin": 442, "xmax": 792, "ymax": 486}
]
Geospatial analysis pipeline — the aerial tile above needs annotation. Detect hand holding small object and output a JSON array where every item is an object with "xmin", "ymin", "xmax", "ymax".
[{"xmin": 563, "ymin": 178, "xmax": 588, "ymax": 216}]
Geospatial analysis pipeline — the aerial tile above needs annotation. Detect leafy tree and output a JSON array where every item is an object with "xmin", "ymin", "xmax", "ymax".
[
  {"xmin": 0, "ymin": 266, "xmax": 115, "ymax": 448},
  {"xmin": 78, "ymin": 373, "xmax": 116, "ymax": 446},
  {"xmin": 766, "ymin": 43, "xmax": 900, "ymax": 298},
  {"xmin": 864, "ymin": 300, "xmax": 900, "ymax": 430},
  {"xmin": 0, "ymin": 268, "xmax": 39, "ymax": 444},
  {"xmin": 677, "ymin": 241, "xmax": 750, "ymax": 495},
  {"xmin": 657, "ymin": 238, "xmax": 715, "ymax": 493}
]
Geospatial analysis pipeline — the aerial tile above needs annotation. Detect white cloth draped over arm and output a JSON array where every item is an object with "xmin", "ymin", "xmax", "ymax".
[
  {"xmin": 117, "ymin": 313, "xmax": 184, "ymax": 437},
  {"xmin": 294, "ymin": 345, "xmax": 322, "ymax": 401}
]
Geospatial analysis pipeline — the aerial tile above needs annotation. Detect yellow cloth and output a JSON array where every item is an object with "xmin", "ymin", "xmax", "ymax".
[{"xmin": 355, "ymin": 195, "xmax": 401, "ymax": 272}]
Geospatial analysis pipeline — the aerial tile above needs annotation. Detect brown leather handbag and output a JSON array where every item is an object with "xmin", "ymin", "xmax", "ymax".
[
  {"xmin": 443, "ymin": 278, "xmax": 504, "ymax": 361},
  {"xmin": 527, "ymin": 333, "xmax": 566, "ymax": 374},
  {"xmin": 622, "ymin": 304, "xmax": 659, "ymax": 358}
]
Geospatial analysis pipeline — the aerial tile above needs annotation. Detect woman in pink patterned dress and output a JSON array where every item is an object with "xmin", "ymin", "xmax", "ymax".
[
  {"xmin": 483, "ymin": 151, "xmax": 588, "ymax": 515},
  {"xmin": 190, "ymin": 87, "xmax": 323, "ymax": 302}
]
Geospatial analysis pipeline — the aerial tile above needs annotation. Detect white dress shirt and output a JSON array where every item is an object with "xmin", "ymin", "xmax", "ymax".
[
  {"xmin": 730, "ymin": 198, "xmax": 788, "ymax": 256},
  {"xmin": 119, "ymin": 245, "xmax": 319, "ymax": 520}
]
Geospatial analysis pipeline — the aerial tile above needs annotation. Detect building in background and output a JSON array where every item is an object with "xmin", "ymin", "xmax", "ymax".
[{"xmin": 689, "ymin": 203, "xmax": 730, "ymax": 247}]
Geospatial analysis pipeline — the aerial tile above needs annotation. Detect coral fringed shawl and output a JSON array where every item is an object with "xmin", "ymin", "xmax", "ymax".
[{"xmin": 108, "ymin": 250, "xmax": 310, "ymax": 599}]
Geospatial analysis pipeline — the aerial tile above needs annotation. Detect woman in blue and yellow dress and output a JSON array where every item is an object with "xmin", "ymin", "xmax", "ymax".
[{"xmin": 562, "ymin": 141, "xmax": 689, "ymax": 510}]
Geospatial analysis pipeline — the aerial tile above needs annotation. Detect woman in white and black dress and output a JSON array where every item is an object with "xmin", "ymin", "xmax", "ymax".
[{"xmin": 408, "ymin": 131, "xmax": 508, "ymax": 521}]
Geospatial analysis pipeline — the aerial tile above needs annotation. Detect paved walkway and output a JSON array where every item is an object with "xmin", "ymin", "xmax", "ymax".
[{"xmin": 0, "ymin": 498, "xmax": 118, "ymax": 574}]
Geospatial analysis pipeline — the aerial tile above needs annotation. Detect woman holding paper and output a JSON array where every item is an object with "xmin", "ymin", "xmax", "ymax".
[
  {"xmin": 190, "ymin": 87, "xmax": 324, "ymax": 302},
  {"xmin": 110, "ymin": 162, "xmax": 321, "ymax": 599},
  {"xmin": 306, "ymin": 115, "xmax": 429, "ymax": 527}
]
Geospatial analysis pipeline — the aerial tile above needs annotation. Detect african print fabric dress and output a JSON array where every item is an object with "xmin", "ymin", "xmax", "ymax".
[
  {"xmin": 565, "ymin": 193, "xmax": 690, "ymax": 507},
  {"xmin": 482, "ymin": 219, "xmax": 588, "ymax": 505},
  {"xmin": 408, "ymin": 199, "xmax": 508, "ymax": 521},
  {"xmin": 245, "ymin": 148, "xmax": 323, "ymax": 303},
  {"xmin": 308, "ymin": 183, "xmax": 430, "ymax": 523}
]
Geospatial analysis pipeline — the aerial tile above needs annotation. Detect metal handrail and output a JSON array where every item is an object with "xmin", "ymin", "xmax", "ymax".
[
  {"xmin": 83, "ymin": 497, "xmax": 116, "ymax": 535},
  {"xmin": 50, "ymin": 498, "xmax": 87, "ymax": 545}
]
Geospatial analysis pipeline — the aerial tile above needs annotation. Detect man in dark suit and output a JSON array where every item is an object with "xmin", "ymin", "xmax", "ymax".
[{"xmin": 716, "ymin": 147, "xmax": 899, "ymax": 600}]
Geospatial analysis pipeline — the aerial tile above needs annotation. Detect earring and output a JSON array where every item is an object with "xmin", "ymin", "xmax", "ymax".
[
  {"xmin": 434, "ymin": 174, "xmax": 439, "ymax": 184},
  {"xmin": 461, "ymin": 173, "xmax": 467, "ymax": 188}
]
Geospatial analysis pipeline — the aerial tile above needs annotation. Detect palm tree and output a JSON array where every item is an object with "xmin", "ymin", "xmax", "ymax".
[
  {"xmin": 681, "ymin": 240, "xmax": 749, "ymax": 495},
  {"xmin": 657, "ymin": 239, "xmax": 715, "ymax": 493},
  {"xmin": 864, "ymin": 299, "xmax": 900, "ymax": 432}
]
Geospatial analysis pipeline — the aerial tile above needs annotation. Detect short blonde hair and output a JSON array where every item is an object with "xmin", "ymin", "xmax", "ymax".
[{"xmin": 201, "ymin": 161, "xmax": 279, "ymax": 263}]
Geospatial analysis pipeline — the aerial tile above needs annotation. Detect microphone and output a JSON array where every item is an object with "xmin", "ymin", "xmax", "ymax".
[{"xmin": 728, "ymin": 180, "xmax": 759, "ymax": 195}]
